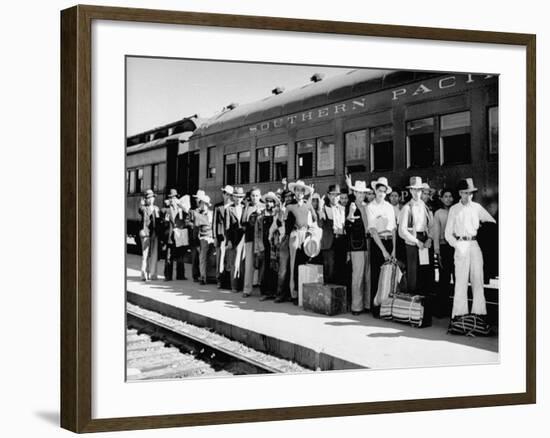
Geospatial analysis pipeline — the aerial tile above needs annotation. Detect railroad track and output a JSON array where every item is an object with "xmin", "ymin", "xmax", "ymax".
[{"xmin": 127, "ymin": 304, "xmax": 307, "ymax": 380}]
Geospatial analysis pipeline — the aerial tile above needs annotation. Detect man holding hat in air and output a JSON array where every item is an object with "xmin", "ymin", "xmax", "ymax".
[
  {"xmin": 138, "ymin": 189, "xmax": 160, "ymax": 281},
  {"xmin": 445, "ymin": 178, "xmax": 496, "ymax": 319}
]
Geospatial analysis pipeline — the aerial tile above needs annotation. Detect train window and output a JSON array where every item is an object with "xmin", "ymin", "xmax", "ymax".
[
  {"xmin": 127, "ymin": 170, "xmax": 133, "ymax": 194},
  {"xmin": 207, "ymin": 147, "xmax": 216, "ymax": 179},
  {"xmin": 370, "ymin": 125, "xmax": 394, "ymax": 171},
  {"xmin": 238, "ymin": 151, "xmax": 250, "ymax": 185},
  {"xmin": 345, "ymin": 130, "xmax": 368, "ymax": 173},
  {"xmin": 440, "ymin": 111, "xmax": 471, "ymax": 165},
  {"xmin": 273, "ymin": 144, "xmax": 288, "ymax": 181},
  {"xmin": 407, "ymin": 117, "xmax": 435, "ymax": 168},
  {"xmin": 317, "ymin": 136, "xmax": 335, "ymax": 176},
  {"xmin": 152, "ymin": 163, "xmax": 166, "ymax": 191},
  {"xmin": 225, "ymin": 153, "xmax": 237, "ymax": 185},
  {"xmin": 488, "ymin": 106, "xmax": 499, "ymax": 155},
  {"xmin": 135, "ymin": 168, "xmax": 144, "ymax": 194},
  {"xmin": 257, "ymin": 147, "xmax": 271, "ymax": 183},
  {"xmin": 296, "ymin": 139, "xmax": 315, "ymax": 179}
]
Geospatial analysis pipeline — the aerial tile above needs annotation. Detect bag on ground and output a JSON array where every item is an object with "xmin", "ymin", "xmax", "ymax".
[
  {"xmin": 374, "ymin": 261, "xmax": 402, "ymax": 306},
  {"xmin": 380, "ymin": 293, "xmax": 431, "ymax": 328},
  {"xmin": 447, "ymin": 314, "xmax": 492, "ymax": 336}
]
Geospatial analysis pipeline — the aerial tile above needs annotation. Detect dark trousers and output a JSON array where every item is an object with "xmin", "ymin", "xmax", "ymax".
[
  {"xmin": 190, "ymin": 245, "xmax": 200, "ymax": 280},
  {"xmin": 225, "ymin": 246, "xmax": 244, "ymax": 292},
  {"xmin": 276, "ymin": 236, "xmax": 291, "ymax": 300},
  {"xmin": 405, "ymin": 241, "xmax": 434, "ymax": 294},
  {"xmin": 370, "ymin": 239, "xmax": 394, "ymax": 315},
  {"xmin": 259, "ymin": 246, "xmax": 277, "ymax": 296},
  {"xmin": 436, "ymin": 243, "xmax": 454, "ymax": 317},
  {"xmin": 164, "ymin": 245, "xmax": 186, "ymax": 280},
  {"xmin": 322, "ymin": 248, "xmax": 335, "ymax": 283}
]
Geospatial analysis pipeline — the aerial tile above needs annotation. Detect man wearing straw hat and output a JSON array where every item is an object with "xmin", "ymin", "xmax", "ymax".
[
  {"xmin": 367, "ymin": 177, "xmax": 397, "ymax": 315},
  {"xmin": 399, "ymin": 177, "xmax": 434, "ymax": 294},
  {"xmin": 241, "ymin": 187, "xmax": 265, "ymax": 297},
  {"xmin": 193, "ymin": 191, "xmax": 214, "ymax": 285},
  {"xmin": 255, "ymin": 191, "xmax": 280, "ymax": 300},
  {"xmin": 318, "ymin": 184, "xmax": 346, "ymax": 284},
  {"xmin": 345, "ymin": 175, "xmax": 373, "ymax": 315},
  {"xmin": 285, "ymin": 180, "xmax": 317, "ymax": 304},
  {"xmin": 445, "ymin": 178, "xmax": 496, "ymax": 319},
  {"xmin": 212, "ymin": 185, "xmax": 234, "ymax": 289},
  {"xmin": 161, "ymin": 188, "xmax": 187, "ymax": 281},
  {"xmin": 138, "ymin": 189, "xmax": 160, "ymax": 281}
]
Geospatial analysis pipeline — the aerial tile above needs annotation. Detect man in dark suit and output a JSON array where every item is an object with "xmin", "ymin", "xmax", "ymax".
[
  {"xmin": 318, "ymin": 184, "xmax": 347, "ymax": 284},
  {"xmin": 224, "ymin": 187, "xmax": 246, "ymax": 293},
  {"xmin": 212, "ymin": 185, "xmax": 234, "ymax": 289},
  {"xmin": 161, "ymin": 188, "xmax": 188, "ymax": 281}
]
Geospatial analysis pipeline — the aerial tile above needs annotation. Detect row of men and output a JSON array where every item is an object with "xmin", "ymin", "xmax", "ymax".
[{"xmin": 137, "ymin": 175, "xmax": 496, "ymax": 320}]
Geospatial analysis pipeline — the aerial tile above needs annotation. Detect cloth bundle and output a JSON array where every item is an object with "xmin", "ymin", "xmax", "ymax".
[
  {"xmin": 380, "ymin": 293, "xmax": 430, "ymax": 328},
  {"xmin": 374, "ymin": 261, "xmax": 403, "ymax": 306},
  {"xmin": 447, "ymin": 314, "xmax": 492, "ymax": 337}
]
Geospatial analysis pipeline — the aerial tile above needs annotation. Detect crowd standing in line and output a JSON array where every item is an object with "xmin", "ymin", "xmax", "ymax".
[{"xmin": 137, "ymin": 174, "xmax": 497, "ymax": 328}]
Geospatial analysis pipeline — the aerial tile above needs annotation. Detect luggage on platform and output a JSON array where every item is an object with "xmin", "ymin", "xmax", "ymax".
[
  {"xmin": 374, "ymin": 261, "xmax": 403, "ymax": 306},
  {"xmin": 447, "ymin": 314, "xmax": 493, "ymax": 337},
  {"xmin": 302, "ymin": 283, "xmax": 348, "ymax": 316},
  {"xmin": 380, "ymin": 293, "xmax": 432, "ymax": 328},
  {"xmin": 298, "ymin": 264, "xmax": 324, "ymax": 306}
]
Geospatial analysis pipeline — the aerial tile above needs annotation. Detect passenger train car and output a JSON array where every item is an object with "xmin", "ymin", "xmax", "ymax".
[
  {"xmin": 189, "ymin": 69, "xmax": 498, "ymax": 213},
  {"xmin": 126, "ymin": 69, "xmax": 499, "ymax": 271},
  {"xmin": 126, "ymin": 116, "xmax": 199, "ymax": 250}
]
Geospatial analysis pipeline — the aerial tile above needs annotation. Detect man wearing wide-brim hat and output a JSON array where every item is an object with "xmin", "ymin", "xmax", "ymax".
[
  {"xmin": 367, "ymin": 177, "xmax": 398, "ymax": 315},
  {"xmin": 344, "ymin": 175, "xmax": 372, "ymax": 314},
  {"xmin": 398, "ymin": 176, "xmax": 434, "ymax": 294},
  {"xmin": 285, "ymin": 180, "xmax": 318, "ymax": 304},
  {"xmin": 161, "ymin": 188, "xmax": 188, "ymax": 281},
  {"xmin": 138, "ymin": 189, "xmax": 160, "ymax": 281},
  {"xmin": 445, "ymin": 178, "xmax": 496, "ymax": 320},
  {"xmin": 318, "ymin": 183, "xmax": 346, "ymax": 284},
  {"xmin": 193, "ymin": 192, "xmax": 214, "ymax": 285},
  {"xmin": 212, "ymin": 185, "xmax": 234, "ymax": 289}
]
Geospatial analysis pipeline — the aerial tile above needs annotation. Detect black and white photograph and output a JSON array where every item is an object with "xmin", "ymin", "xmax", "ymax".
[{"xmin": 125, "ymin": 57, "xmax": 499, "ymax": 380}]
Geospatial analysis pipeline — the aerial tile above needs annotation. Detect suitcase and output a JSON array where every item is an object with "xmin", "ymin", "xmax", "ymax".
[
  {"xmin": 380, "ymin": 293, "xmax": 432, "ymax": 328},
  {"xmin": 298, "ymin": 264, "xmax": 324, "ymax": 306},
  {"xmin": 374, "ymin": 261, "xmax": 403, "ymax": 306},
  {"xmin": 302, "ymin": 283, "xmax": 348, "ymax": 316}
]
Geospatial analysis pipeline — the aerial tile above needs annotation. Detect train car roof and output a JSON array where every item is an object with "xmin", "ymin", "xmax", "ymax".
[
  {"xmin": 192, "ymin": 69, "xmax": 441, "ymax": 137},
  {"xmin": 127, "ymin": 131, "xmax": 194, "ymax": 155}
]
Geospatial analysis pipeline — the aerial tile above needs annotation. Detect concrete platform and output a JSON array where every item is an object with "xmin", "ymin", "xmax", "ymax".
[{"xmin": 126, "ymin": 254, "xmax": 499, "ymax": 371}]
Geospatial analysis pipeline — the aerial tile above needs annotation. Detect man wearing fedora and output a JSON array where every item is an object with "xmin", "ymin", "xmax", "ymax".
[
  {"xmin": 399, "ymin": 176, "xmax": 434, "ymax": 294},
  {"xmin": 225, "ymin": 187, "xmax": 246, "ymax": 293},
  {"xmin": 367, "ymin": 177, "xmax": 397, "ymax": 316},
  {"xmin": 188, "ymin": 189, "xmax": 207, "ymax": 282},
  {"xmin": 161, "ymin": 188, "xmax": 187, "ymax": 281},
  {"xmin": 193, "ymin": 191, "xmax": 214, "ymax": 285},
  {"xmin": 345, "ymin": 175, "xmax": 373, "ymax": 315},
  {"xmin": 213, "ymin": 185, "xmax": 234, "ymax": 289},
  {"xmin": 138, "ymin": 189, "xmax": 160, "ymax": 281},
  {"xmin": 285, "ymin": 180, "xmax": 317, "ymax": 304},
  {"xmin": 445, "ymin": 178, "xmax": 496, "ymax": 319},
  {"xmin": 318, "ymin": 184, "xmax": 346, "ymax": 284},
  {"xmin": 255, "ymin": 191, "xmax": 280, "ymax": 300},
  {"xmin": 241, "ymin": 187, "xmax": 265, "ymax": 297}
]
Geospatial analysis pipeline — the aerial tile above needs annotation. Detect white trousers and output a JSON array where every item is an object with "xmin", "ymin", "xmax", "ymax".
[
  {"xmin": 350, "ymin": 250, "xmax": 371, "ymax": 312},
  {"xmin": 289, "ymin": 229, "xmax": 307, "ymax": 298},
  {"xmin": 140, "ymin": 234, "xmax": 158, "ymax": 280},
  {"xmin": 452, "ymin": 240, "xmax": 487, "ymax": 317}
]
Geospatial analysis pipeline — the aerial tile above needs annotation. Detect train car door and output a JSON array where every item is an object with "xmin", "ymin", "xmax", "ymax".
[{"xmin": 176, "ymin": 150, "xmax": 200, "ymax": 197}]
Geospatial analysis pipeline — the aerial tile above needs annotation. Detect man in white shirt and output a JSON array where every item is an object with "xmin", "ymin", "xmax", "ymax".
[
  {"xmin": 399, "ymin": 176, "xmax": 434, "ymax": 294},
  {"xmin": 445, "ymin": 178, "xmax": 496, "ymax": 318},
  {"xmin": 367, "ymin": 177, "xmax": 397, "ymax": 316}
]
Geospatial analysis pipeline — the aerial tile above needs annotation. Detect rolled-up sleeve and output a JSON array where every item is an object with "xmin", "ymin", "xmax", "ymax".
[{"xmin": 445, "ymin": 207, "xmax": 458, "ymax": 247}]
